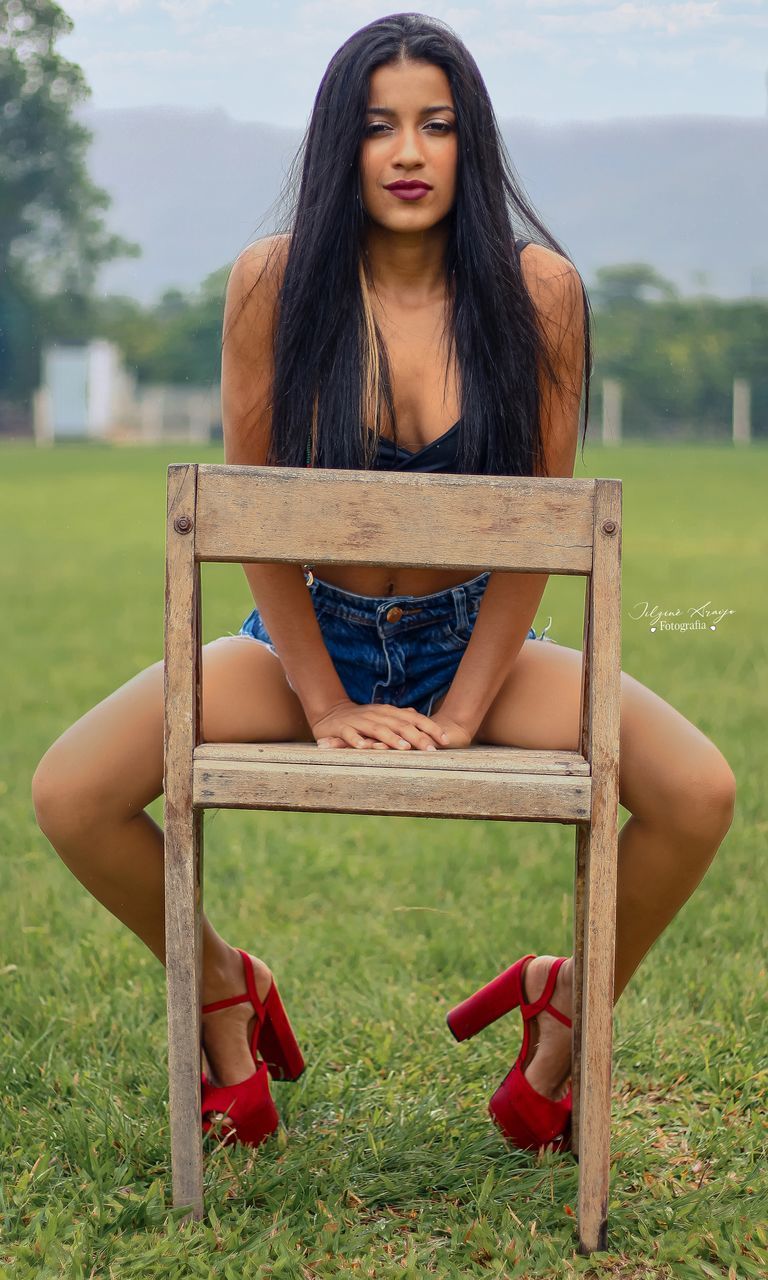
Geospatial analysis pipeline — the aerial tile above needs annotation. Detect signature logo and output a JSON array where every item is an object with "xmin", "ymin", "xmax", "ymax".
[{"xmin": 629, "ymin": 601, "xmax": 735, "ymax": 633}]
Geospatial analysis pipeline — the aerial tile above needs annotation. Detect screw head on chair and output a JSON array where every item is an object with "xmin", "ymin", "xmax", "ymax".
[{"xmin": 174, "ymin": 515, "xmax": 193, "ymax": 534}]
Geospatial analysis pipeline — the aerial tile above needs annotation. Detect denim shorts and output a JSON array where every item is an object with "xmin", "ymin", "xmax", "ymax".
[{"xmin": 234, "ymin": 570, "xmax": 555, "ymax": 717}]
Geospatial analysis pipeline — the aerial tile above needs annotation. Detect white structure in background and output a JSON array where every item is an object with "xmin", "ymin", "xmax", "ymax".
[
  {"xmin": 598, "ymin": 376, "xmax": 755, "ymax": 445},
  {"xmin": 601, "ymin": 377, "xmax": 622, "ymax": 445},
  {"xmin": 133, "ymin": 384, "xmax": 219, "ymax": 445},
  {"xmin": 33, "ymin": 341, "xmax": 133, "ymax": 444},
  {"xmin": 33, "ymin": 340, "xmax": 220, "ymax": 445},
  {"xmin": 732, "ymin": 377, "xmax": 751, "ymax": 444}
]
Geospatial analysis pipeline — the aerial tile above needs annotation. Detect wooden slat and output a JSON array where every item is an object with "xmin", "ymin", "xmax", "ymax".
[
  {"xmin": 193, "ymin": 758, "xmax": 591, "ymax": 822},
  {"xmin": 577, "ymin": 478, "xmax": 621, "ymax": 1255},
  {"xmin": 163, "ymin": 463, "xmax": 204, "ymax": 1220},
  {"xmin": 194, "ymin": 466, "xmax": 595, "ymax": 574},
  {"xmin": 195, "ymin": 742, "xmax": 591, "ymax": 776},
  {"xmin": 571, "ymin": 572, "xmax": 593, "ymax": 1160},
  {"xmin": 571, "ymin": 822, "xmax": 587, "ymax": 1160}
]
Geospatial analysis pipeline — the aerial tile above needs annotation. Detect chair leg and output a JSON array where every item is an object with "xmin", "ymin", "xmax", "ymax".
[
  {"xmin": 571, "ymin": 822, "xmax": 587, "ymax": 1158},
  {"xmin": 165, "ymin": 803, "xmax": 205, "ymax": 1219},
  {"xmin": 576, "ymin": 811, "xmax": 618, "ymax": 1255}
]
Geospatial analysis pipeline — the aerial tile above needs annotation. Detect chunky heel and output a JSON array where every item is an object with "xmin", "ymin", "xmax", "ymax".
[
  {"xmin": 447, "ymin": 953, "xmax": 574, "ymax": 1153},
  {"xmin": 200, "ymin": 949, "xmax": 305, "ymax": 1147},
  {"xmin": 446, "ymin": 954, "xmax": 534, "ymax": 1041},
  {"xmin": 260, "ymin": 982, "xmax": 306, "ymax": 1081}
]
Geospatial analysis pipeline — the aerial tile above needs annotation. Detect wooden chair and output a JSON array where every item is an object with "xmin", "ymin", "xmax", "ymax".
[{"xmin": 163, "ymin": 462, "xmax": 622, "ymax": 1254}]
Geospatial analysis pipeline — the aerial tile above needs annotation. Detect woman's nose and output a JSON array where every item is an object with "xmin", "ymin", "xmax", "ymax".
[{"xmin": 391, "ymin": 129, "xmax": 426, "ymax": 165}]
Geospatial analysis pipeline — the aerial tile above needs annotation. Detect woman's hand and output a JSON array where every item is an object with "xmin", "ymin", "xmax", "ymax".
[
  {"xmin": 311, "ymin": 698, "xmax": 452, "ymax": 751},
  {"xmin": 428, "ymin": 713, "xmax": 474, "ymax": 750}
]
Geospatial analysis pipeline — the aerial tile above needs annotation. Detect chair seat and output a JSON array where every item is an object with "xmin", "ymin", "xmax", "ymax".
[{"xmin": 193, "ymin": 743, "xmax": 591, "ymax": 822}]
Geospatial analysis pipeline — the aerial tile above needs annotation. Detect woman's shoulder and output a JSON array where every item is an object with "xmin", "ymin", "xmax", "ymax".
[
  {"xmin": 517, "ymin": 241, "xmax": 584, "ymax": 346},
  {"xmin": 228, "ymin": 233, "xmax": 292, "ymax": 299},
  {"xmin": 223, "ymin": 234, "xmax": 293, "ymax": 358},
  {"xmin": 518, "ymin": 241, "xmax": 581, "ymax": 292},
  {"xmin": 222, "ymin": 236, "xmax": 293, "ymax": 466}
]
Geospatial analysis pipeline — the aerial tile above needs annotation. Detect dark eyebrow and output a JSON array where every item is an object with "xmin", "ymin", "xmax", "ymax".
[{"xmin": 365, "ymin": 105, "xmax": 456, "ymax": 115}]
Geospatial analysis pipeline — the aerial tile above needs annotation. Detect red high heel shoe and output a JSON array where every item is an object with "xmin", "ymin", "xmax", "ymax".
[
  {"xmin": 447, "ymin": 954, "xmax": 573, "ymax": 1153},
  {"xmin": 200, "ymin": 949, "xmax": 305, "ymax": 1147}
]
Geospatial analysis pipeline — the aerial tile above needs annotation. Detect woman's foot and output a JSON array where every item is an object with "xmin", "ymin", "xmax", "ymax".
[
  {"xmin": 201, "ymin": 945, "xmax": 273, "ymax": 1087},
  {"xmin": 519, "ymin": 954, "xmax": 573, "ymax": 1101}
]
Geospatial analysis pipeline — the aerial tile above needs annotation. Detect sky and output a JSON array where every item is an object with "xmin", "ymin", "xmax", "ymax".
[{"xmin": 60, "ymin": 0, "xmax": 768, "ymax": 127}]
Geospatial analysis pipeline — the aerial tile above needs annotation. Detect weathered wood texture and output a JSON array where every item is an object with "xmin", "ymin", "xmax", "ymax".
[
  {"xmin": 162, "ymin": 463, "xmax": 622, "ymax": 1253},
  {"xmin": 194, "ymin": 744, "xmax": 591, "ymax": 821},
  {"xmin": 163, "ymin": 463, "xmax": 204, "ymax": 1220},
  {"xmin": 571, "ymin": 822, "xmax": 587, "ymax": 1160},
  {"xmin": 571, "ymin": 572, "xmax": 593, "ymax": 1161},
  {"xmin": 193, "ymin": 756, "xmax": 591, "ymax": 822},
  {"xmin": 576, "ymin": 479, "xmax": 622, "ymax": 1255},
  {"xmin": 194, "ymin": 466, "xmax": 596, "ymax": 573},
  {"xmin": 196, "ymin": 743, "xmax": 590, "ymax": 774}
]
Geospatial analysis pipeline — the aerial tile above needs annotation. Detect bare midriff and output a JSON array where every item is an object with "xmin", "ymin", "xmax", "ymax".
[{"xmin": 305, "ymin": 564, "xmax": 487, "ymax": 598}]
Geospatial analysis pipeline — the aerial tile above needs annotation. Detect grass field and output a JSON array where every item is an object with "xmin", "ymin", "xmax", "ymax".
[{"xmin": 1, "ymin": 441, "xmax": 766, "ymax": 1279}]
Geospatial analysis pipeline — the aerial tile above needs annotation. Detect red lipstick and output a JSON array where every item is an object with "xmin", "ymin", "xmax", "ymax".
[{"xmin": 384, "ymin": 180, "xmax": 432, "ymax": 202}]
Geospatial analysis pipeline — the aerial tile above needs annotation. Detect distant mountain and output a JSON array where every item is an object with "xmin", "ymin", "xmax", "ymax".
[{"xmin": 76, "ymin": 104, "xmax": 767, "ymax": 305}]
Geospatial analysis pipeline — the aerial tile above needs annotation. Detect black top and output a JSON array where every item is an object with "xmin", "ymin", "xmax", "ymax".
[
  {"xmin": 370, "ymin": 236, "xmax": 532, "ymax": 474},
  {"xmin": 373, "ymin": 418, "xmax": 462, "ymax": 472}
]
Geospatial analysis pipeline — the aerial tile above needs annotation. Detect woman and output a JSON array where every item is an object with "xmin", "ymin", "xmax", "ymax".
[{"xmin": 32, "ymin": 14, "xmax": 736, "ymax": 1153}]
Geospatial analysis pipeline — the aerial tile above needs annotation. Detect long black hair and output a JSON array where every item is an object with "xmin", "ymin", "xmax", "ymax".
[{"xmin": 236, "ymin": 12, "xmax": 593, "ymax": 476}]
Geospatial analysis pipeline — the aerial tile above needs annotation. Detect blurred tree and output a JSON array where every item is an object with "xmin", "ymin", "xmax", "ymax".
[
  {"xmin": 590, "ymin": 291, "xmax": 768, "ymax": 439},
  {"xmin": 95, "ymin": 266, "xmax": 230, "ymax": 386},
  {"xmin": 591, "ymin": 263, "xmax": 679, "ymax": 308},
  {"xmin": 0, "ymin": 0, "xmax": 141, "ymax": 396}
]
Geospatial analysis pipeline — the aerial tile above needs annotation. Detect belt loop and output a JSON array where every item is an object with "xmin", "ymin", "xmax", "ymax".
[{"xmin": 452, "ymin": 584, "xmax": 469, "ymax": 632}]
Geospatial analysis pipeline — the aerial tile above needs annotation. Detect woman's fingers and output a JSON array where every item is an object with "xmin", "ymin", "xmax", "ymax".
[
  {"xmin": 328, "ymin": 718, "xmax": 416, "ymax": 751},
  {"xmin": 384, "ymin": 706, "xmax": 447, "ymax": 746},
  {"xmin": 314, "ymin": 703, "xmax": 450, "ymax": 751},
  {"xmin": 380, "ymin": 719, "xmax": 436, "ymax": 750},
  {"xmin": 356, "ymin": 722, "xmax": 413, "ymax": 750},
  {"xmin": 327, "ymin": 721, "xmax": 408, "ymax": 750},
  {"xmin": 361, "ymin": 707, "xmax": 445, "ymax": 749}
]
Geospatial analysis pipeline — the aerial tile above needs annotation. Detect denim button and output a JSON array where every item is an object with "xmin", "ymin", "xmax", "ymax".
[{"xmin": 386, "ymin": 606, "xmax": 403, "ymax": 622}]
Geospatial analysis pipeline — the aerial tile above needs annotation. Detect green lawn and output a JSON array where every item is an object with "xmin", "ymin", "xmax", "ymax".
[{"xmin": 1, "ymin": 441, "xmax": 766, "ymax": 1279}]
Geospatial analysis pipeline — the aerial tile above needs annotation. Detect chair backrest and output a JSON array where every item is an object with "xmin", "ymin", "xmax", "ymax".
[{"xmin": 164, "ymin": 464, "xmax": 621, "ymax": 771}]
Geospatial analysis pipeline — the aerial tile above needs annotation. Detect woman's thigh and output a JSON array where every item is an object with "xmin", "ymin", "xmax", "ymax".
[
  {"xmin": 464, "ymin": 639, "xmax": 736, "ymax": 830},
  {"xmin": 32, "ymin": 637, "xmax": 314, "ymax": 831}
]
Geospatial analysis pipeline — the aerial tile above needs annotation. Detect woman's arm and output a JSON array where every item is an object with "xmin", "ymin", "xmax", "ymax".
[
  {"xmin": 436, "ymin": 246, "xmax": 586, "ymax": 740},
  {"xmin": 221, "ymin": 238, "xmax": 349, "ymax": 726}
]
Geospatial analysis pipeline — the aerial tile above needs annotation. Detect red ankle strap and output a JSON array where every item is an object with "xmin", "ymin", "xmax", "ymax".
[
  {"xmin": 202, "ymin": 950, "xmax": 263, "ymax": 1016},
  {"xmin": 202, "ymin": 991, "xmax": 250, "ymax": 1015},
  {"xmin": 543, "ymin": 1003, "xmax": 572, "ymax": 1029},
  {"xmin": 522, "ymin": 956, "xmax": 572, "ymax": 1028},
  {"xmin": 237, "ymin": 948, "xmax": 263, "ymax": 1010}
]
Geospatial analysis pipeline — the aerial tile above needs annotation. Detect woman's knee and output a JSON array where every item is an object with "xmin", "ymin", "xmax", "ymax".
[
  {"xmin": 690, "ymin": 748, "xmax": 737, "ymax": 840},
  {"xmin": 618, "ymin": 673, "xmax": 737, "ymax": 848},
  {"xmin": 31, "ymin": 746, "xmax": 125, "ymax": 846},
  {"xmin": 31, "ymin": 659, "xmax": 166, "ymax": 844},
  {"xmin": 647, "ymin": 745, "xmax": 736, "ymax": 848},
  {"xmin": 31, "ymin": 638, "xmax": 308, "ymax": 845}
]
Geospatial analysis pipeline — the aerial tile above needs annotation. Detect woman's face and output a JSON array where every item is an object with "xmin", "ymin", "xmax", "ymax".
[{"xmin": 359, "ymin": 59, "xmax": 458, "ymax": 232}]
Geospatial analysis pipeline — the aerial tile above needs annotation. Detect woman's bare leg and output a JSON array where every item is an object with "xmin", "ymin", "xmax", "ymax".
[
  {"xmin": 31, "ymin": 637, "xmax": 315, "ymax": 1088},
  {"xmin": 441, "ymin": 639, "xmax": 737, "ymax": 1099}
]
